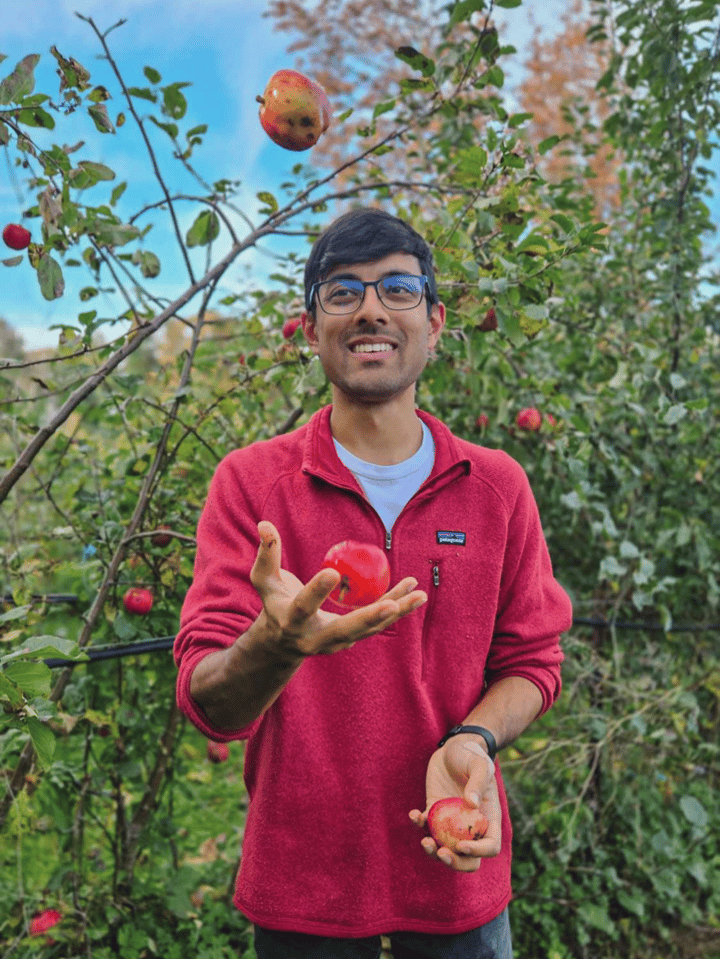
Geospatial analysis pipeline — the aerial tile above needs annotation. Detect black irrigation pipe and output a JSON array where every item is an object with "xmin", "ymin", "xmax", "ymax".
[
  {"xmin": 35, "ymin": 620, "xmax": 720, "ymax": 668},
  {"xmin": 3, "ymin": 597, "xmax": 719, "ymax": 669}
]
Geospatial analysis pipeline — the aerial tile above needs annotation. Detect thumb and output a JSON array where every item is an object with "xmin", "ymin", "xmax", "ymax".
[
  {"xmin": 461, "ymin": 744, "xmax": 495, "ymax": 808},
  {"xmin": 251, "ymin": 521, "xmax": 281, "ymax": 584}
]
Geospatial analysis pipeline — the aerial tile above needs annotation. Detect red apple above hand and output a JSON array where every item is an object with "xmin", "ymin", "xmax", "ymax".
[
  {"xmin": 257, "ymin": 69, "xmax": 331, "ymax": 151},
  {"xmin": 2, "ymin": 223, "xmax": 31, "ymax": 250},
  {"xmin": 320, "ymin": 541, "xmax": 391, "ymax": 610},
  {"xmin": 427, "ymin": 797, "xmax": 490, "ymax": 853}
]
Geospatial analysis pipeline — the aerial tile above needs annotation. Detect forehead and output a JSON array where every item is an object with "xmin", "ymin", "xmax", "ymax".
[{"xmin": 323, "ymin": 252, "xmax": 422, "ymax": 280}]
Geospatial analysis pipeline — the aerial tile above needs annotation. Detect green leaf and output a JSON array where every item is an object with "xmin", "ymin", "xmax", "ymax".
[
  {"xmin": 4, "ymin": 660, "xmax": 52, "ymax": 698},
  {"xmin": 27, "ymin": 716, "xmax": 56, "ymax": 770},
  {"xmin": 508, "ymin": 112, "xmax": 534, "ymax": 128},
  {"xmin": 538, "ymin": 135, "xmax": 561, "ymax": 154},
  {"xmin": 518, "ymin": 303, "xmax": 548, "ymax": 337},
  {"xmin": 577, "ymin": 903, "xmax": 616, "ymax": 937},
  {"xmin": 186, "ymin": 210, "xmax": 220, "ymax": 247},
  {"xmin": 17, "ymin": 106, "xmax": 55, "ymax": 129},
  {"xmin": 162, "ymin": 82, "xmax": 190, "ymax": 120},
  {"xmin": 496, "ymin": 0, "xmax": 522, "ymax": 6},
  {"xmin": 372, "ymin": 99, "xmax": 396, "ymax": 120},
  {"xmin": 395, "ymin": 46, "xmax": 435, "ymax": 78},
  {"xmin": 111, "ymin": 181, "xmax": 128, "ymax": 206},
  {"xmin": 0, "ymin": 671, "xmax": 23, "ymax": 708},
  {"xmin": 69, "ymin": 161, "xmax": 116, "ymax": 189},
  {"xmin": 0, "ymin": 54, "xmax": 40, "ymax": 105},
  {"xmin": 257, "ymin": 191, "xmax": 279, "ymax": 213},
  {"xmin": 2, "ymin": 635, "xmax": 85, "ymax": 664},
  {"xmin": 663, "ymin": 403, "xmax": 687, "ymax": 425},
  {"xmin": 0, "ymin": 604, "xmax": 31, "ymax": 625},
  {"xmin": 36, "ymin": 254, "xmax": 65, "ymax": 301},
  {"xmin": 447, "ymin": 0, "xmax": 487, "ymax": 28},
  {"xmin": 679, "ymin": 795, "xmax": 708, "ymax": 829},
  {"xmin": 127, "ymin": 86, "xmax": 157, "ymax": 103},
  {"xmin": 88, "ymin": 102, "xmax": 115, "ymax": 133},
  {"xmin": 131, "ymin": 249, "xmax": 161, "ymax": 278},
  {"xmin": 144, "ymin": 66, "xmax": 162, "ymax": 84},
  {"xmin": 148, "ymin": 115, "xmax": 179, "ymax": 139}
]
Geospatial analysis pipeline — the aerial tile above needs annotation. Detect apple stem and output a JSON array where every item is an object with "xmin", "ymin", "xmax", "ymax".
[{"xmin": 256, "ymin": 95, "xmax": 265, "ymax": 105}]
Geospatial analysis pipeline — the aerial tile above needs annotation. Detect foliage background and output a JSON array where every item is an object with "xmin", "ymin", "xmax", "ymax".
[{"xmin": 1, "ymin": 0, "xmax": 719, "ymax": 956}]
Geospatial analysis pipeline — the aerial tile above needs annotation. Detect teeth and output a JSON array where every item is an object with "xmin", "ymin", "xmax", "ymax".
[{"xmin": 351, "ymin": 343, "xmax": 394, "ymax": 353}]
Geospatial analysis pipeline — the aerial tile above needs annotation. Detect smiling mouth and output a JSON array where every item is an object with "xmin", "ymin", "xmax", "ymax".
[{"xmin": 349, "ymin": 343, "xmax": 397, "ymax": 354}]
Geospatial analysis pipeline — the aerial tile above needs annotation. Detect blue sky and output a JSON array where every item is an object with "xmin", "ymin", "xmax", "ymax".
[{"xmin": 1, "ymin": 0, "xmax": 716, "ymax": 351}]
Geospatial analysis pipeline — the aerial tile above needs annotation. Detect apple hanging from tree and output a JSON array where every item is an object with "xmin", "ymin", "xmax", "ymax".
[
  {"xmin": 257, "ymin": 69, "xmax": 331, "ymax": 151},
  {"xmin": 207, "ymin": 740, "xmax": 230, "ymax": 763},
  {"xmin": 2, "ymin": 223, "xmax": 31, "ymax": 250},
  {"xmin": 427, "ymin": 798, "xmax": 489, "ymax": 853},
  {"xmin": 29, "ymin": 908, "xmax": 62, "ymax": 938},
  {"xmin": 320, "ymin": 541, "xmax": 390, "ymax": 610},
  {"xmin": 282, "ymin": 317, "xmax": 301, "ymax": 339},
  {"xmin": 123, "ymin": 587, "xmax": 154, "ymax": 615},
  {"xmin": 516, "ymin": 407, "xmax": 542, "ymax": 431}
]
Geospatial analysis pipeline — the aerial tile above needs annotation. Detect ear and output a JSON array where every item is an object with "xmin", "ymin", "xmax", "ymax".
[
  {"xmin": 428, "ymin": 301, "xmax": 446, "ymax": 352},
  {"xmin": 301, "ymin": 311, "xmax": 320, "ymax": 354}
]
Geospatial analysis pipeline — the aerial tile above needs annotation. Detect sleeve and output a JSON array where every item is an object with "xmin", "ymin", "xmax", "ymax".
[
  {"xmin": 485, "ymin": 459, "xmax": 573, "ymax": 715},
  {"xmin": 173, "ymin": 452, "xmax": 265, "ymax": 742}
]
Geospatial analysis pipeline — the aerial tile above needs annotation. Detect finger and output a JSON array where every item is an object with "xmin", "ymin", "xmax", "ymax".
[
  {"xmin": 455, "ymin": 834, "xmax": 502, "ymax": 858},
  {"xmin": 286, "ymin": 568, "xmax": 342, "ymax": 627},
  {"xmin": 408, "ymin": 809, "xmax": 426, "ymax": 829},
  {"xmin": 251, "ymin": 521, "xmax": 281, "ymax": 583}
]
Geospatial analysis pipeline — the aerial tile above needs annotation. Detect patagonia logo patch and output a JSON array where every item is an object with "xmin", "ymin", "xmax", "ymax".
[{"xmin": 437, "ymin": 530, "xmax": 466, "ymax": 546}]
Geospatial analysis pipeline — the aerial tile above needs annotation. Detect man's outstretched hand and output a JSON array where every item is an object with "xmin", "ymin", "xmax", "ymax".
[
  {"xmin": 250, "ymin": 520, "xmax": 428, "ymax": 660},
  {"xmin": 409, "ymin": 737, "xmax": 502, "ymax": 872}
]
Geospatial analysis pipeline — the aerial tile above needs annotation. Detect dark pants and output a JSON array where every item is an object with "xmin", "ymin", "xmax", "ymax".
[{"xmin": 253, "ymin": 907, "xmax": 512, "ymax": 959}]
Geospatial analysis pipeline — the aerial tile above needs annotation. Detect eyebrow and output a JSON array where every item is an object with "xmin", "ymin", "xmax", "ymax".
[{"xmin": 324, "ymin": 270, "xmax": 415, "ymax": 282}]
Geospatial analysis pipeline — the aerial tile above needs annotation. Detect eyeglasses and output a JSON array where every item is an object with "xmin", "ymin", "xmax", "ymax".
[{"xmin": 309, "ymin": 274, "xmax": 429, "ymax": 315}]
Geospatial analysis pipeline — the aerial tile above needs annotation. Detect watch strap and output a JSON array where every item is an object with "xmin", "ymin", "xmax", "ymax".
[{"xmin": 437, "ymin": 724, "xmax": 498, "ymax": 760}]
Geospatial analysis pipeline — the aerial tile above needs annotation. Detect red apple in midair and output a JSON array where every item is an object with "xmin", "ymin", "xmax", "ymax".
[
  {"xmin": 320, "ymin": 541, "xmax": 391, "ymax": 610},
  {"xmin": 516, "ymin": 407, "xmax": 542, "ymax": 431},
  {"xmin": 2, "ymin": 223, "xmax": 31, "ymax": 250},
  {"xmin": 122, "ymin": 587, "xmax": 154, "ymax": 615},
  {"xmin": 257, "ymin": 69, "xmax": 331, "ymax": 151},
  {"xmin": 427, "ymin": 798, "xmax": 489, "ymax": 853}
]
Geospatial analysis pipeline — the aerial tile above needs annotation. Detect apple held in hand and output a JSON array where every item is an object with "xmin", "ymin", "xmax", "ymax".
[
  {"xmin": 320, "ymin": 541, "xmax": 390, "ymax": 610},
  {"xmin": 257, "ymin": 69, "xmax": 331, "ymax": 151},
  {"xmin": 427, "ymin": 798, "xmax": 489, "ymax": 853},
  {"xmin": 123, "ymin": 587, "xmax": 154, "ymax": 615},
  {"xmin": 2, "ymin": 223, "xmax": 31, "ymax": 250}
]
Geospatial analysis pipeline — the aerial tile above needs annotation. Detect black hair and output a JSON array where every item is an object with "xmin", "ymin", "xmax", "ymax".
[{"xmin": 303, "ymin": 207, "xmax": 439, "ymax": 313}]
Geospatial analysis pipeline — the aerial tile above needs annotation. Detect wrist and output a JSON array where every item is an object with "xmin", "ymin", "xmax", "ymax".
[{"xmin": 437, "ymin": 724, "xmax": 498, "ymax": 760}]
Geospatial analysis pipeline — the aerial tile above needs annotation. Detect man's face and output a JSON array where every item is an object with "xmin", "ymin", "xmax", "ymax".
[{"xmin": 301, "ymin": 253, "xmax": 445, "ymax": 406}]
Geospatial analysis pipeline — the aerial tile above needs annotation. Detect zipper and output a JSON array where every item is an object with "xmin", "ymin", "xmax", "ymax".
[{"xmin": 421, "ymin": 561, "xmax": 441, "ymax": 682}]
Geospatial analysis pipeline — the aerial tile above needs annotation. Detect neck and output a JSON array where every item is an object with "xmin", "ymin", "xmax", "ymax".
[{"xmin": 330, "ymin": 395, "xmax": 422, "ymax": 465}]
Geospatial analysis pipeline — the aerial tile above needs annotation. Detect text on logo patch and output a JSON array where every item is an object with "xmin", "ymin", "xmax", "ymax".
[{"xmin": 436, "ymin": 531, "xmax": 466, "ymax": 546}]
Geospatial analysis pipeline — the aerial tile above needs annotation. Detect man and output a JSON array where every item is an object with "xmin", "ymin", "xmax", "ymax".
[{"xmin": 174, "ymin": 207, "xmax": 573, "ymax": 959}]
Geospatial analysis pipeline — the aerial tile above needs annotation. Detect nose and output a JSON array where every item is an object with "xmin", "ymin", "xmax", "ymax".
[{"xmin": 354, "ymin": 281, "xmax": 389, "ymax": 321}]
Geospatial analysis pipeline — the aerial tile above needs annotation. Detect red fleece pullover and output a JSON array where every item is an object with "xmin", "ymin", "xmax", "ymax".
[{"xmin": 174, "ymin": 404, "xmax": 573, "ymax": 937}]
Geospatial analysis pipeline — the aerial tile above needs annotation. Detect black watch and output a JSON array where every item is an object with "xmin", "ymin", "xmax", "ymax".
[{"xmin": 437, "ymin": 724, "xmax": 498, "ymax": 760}]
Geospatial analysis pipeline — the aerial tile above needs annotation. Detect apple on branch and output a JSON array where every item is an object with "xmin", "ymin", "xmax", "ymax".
[
  {"xmin": 2, "ymin": 223, "xmax": 31, "ymax": 250},
  {"xmin": 257, "ymin": 69, "xmax": 331, "ymax": 151}
]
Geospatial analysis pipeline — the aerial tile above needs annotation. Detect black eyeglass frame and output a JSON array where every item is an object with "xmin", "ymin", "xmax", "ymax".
[{"xmin": 308, "ymin": 274, "xmax": 431, "ymax": 314}]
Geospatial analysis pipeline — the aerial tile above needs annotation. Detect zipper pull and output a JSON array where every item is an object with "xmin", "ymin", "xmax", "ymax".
[
  {"xmin": 433, "ymin": 565, "xmax": 440, "ymax": 587},
  {"xmin": 385, "ymin": 530, "xmax": 392, "ymax": 550}
]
